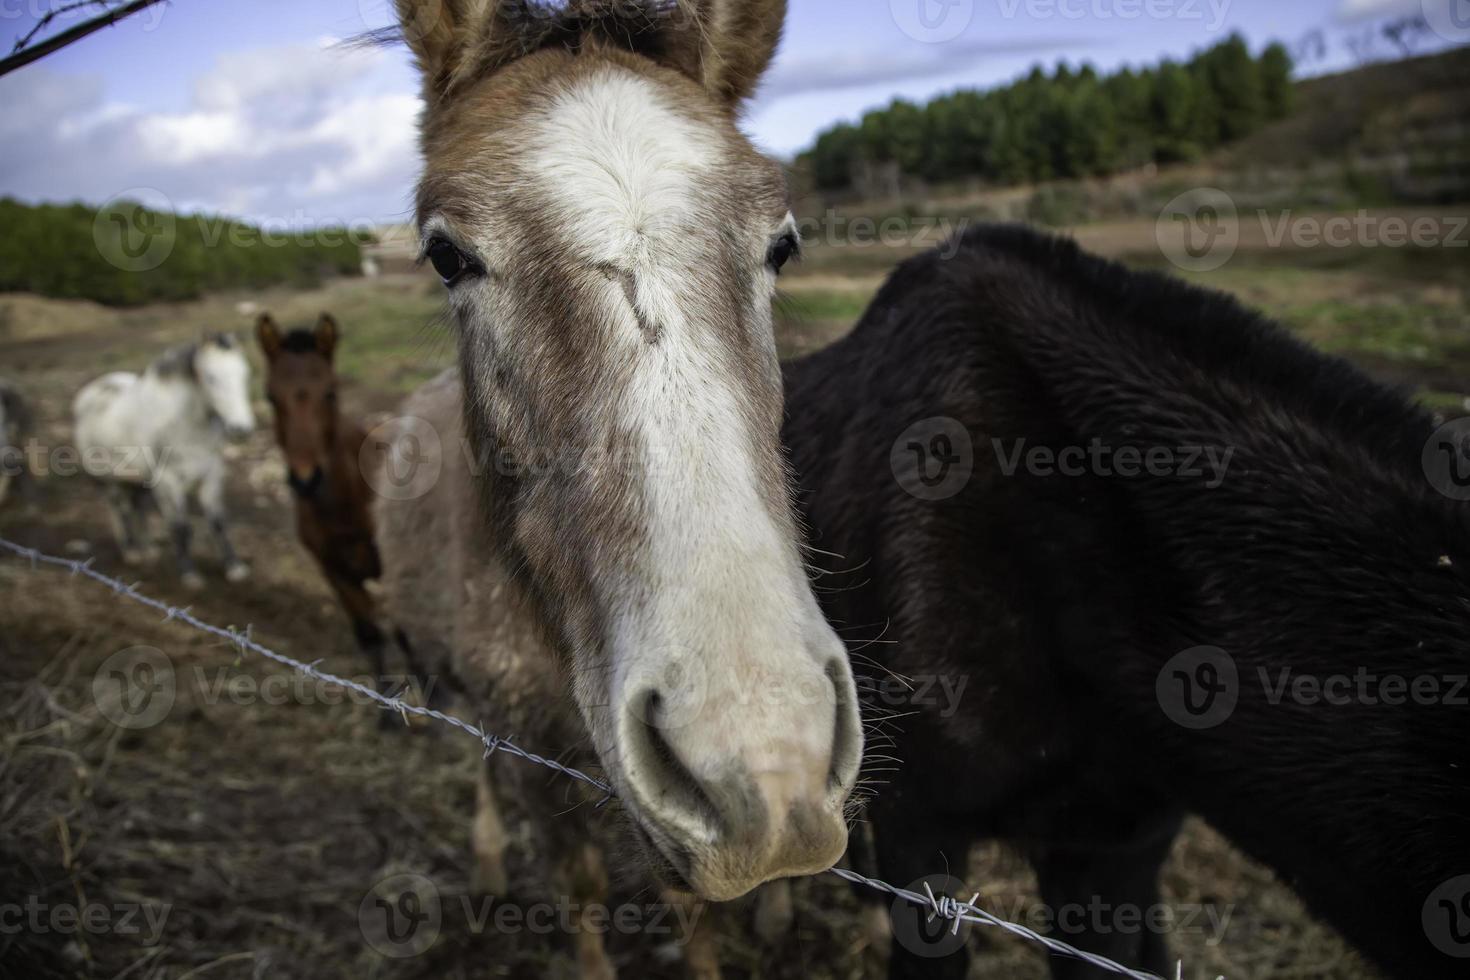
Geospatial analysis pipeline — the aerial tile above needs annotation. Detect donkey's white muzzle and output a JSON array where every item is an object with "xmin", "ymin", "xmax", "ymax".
[{"xmin": 614, "ymin": 628, "xmax": 863, "ymax": 900}]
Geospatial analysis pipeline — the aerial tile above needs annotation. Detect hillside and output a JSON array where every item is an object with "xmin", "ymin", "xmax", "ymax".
[
  {"xmin": 0, "ymin": 198, "xmax": 366, "ymax": 307},
  {"xmin": 1219, "ymin": 46, "xmax": 1470, "ymax": 202},
  {"xmin": 799, "ymin": 44, "xmax": 1470, "ymax": 207}
]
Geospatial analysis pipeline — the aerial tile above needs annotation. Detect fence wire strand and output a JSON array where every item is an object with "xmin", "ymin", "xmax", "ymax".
[{"xmin": 1, "ymin": 535, "xmax": 1180, "ymax": 980}]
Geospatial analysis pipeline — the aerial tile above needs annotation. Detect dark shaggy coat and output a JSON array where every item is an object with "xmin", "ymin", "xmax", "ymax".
[{"xmin": 783, "ymin": 224, "xmax": 1470, "ymax": 979}]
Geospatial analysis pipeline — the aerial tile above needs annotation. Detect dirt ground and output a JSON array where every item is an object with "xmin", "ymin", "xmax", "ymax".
[{"xmin": 4, "ymin": 219, "xmax": 1454, "ymax": 979}]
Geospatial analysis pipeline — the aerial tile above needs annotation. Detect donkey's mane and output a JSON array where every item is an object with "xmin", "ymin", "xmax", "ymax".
[{"xmin": 359, "ymin": 0, "xmax": 690, "ymax": 88}]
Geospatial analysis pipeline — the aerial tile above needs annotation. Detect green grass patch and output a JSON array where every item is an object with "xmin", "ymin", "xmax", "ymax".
[
  {"xmin": 1418, "ymin": 389, "xmax": 1470, "ymax": 415},
  {"xmin": 1280, "ymin": 299, "xmax": 1470, "ymax": 365},
  {"xmin": 776, "ymin": 288, "xmax": 876, "ymax": 323}
]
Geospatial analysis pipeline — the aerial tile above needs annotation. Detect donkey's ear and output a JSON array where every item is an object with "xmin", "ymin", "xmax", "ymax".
[
  {"xmin": 679, "ymin": 0, "xmax": 787, "ymax": 107},
  {"xmin": 395, "ymin": 0, "xmax": 518, "ymax": 98},
  {"xmin": 256, "ymin": 313, "xmax": 283, "ymax": 361},
  {"xmin": 315, "ymin": 313, "xmax": 339, "ymax": 360}
]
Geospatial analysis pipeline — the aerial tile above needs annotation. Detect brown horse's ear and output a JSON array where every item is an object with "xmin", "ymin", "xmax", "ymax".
[
  {"xmin": 395, "ymin": 0, "xmax": 518, "ymax": 99},
  {"xmin": 256, "ymin": 314, "xmax": 283, "ymax": 361},
  {"xmin": 315, "ymin": 313, "xmax": 339, "ymax": 360},
  {"xmin": 673, "ymin": 0, "xmax": 787, "ymax": 107}
]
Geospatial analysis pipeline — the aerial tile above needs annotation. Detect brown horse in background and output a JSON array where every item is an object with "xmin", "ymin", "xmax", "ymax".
[{"xmin": 256, "ymin": 313, "xmax": 408, "ymax": 687}]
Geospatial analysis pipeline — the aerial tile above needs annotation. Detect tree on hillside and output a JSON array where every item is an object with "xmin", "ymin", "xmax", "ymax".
[
  {"xmin": 1152, "ymin": 61, "xmax": 1204, "ymax": 163},
  {"xmin": 807, "ymin": 123, "xmax": 862, "ymax": 190},
  {"xmin": 1104, "ymin": 68, "xmax": 1157, "ymax": 169},
  {"xmin": 1199, "ymin": 34, "xmax": 1266, "ymax": 142},
  {"xmin": 801, "ymin": 36, "xmax": 1303, "ymax": 194},
  {"xmin": 1260, "ymin": 42, "xmax": 1295, "ymax": 120}
]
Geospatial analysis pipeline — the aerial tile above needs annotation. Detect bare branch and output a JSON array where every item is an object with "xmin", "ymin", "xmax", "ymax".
[
  {"xmin": 12, "ymin": 0, "xmax": 112, "ymax": 54},
  {"xmin": 0, "ymin": 0, "xmax": 169, "ymax": 79}
]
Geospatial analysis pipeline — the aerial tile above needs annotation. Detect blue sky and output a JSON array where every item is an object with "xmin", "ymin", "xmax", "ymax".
[{"xmin": 0, "ymin": 0, "xmax": 1456, "ymax": 225}]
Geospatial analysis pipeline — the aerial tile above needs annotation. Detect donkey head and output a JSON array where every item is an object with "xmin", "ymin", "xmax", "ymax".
[
  {"xmin": 258, "ymin": 313, "xmax": 341, "ymax": 499},
  {"xmin": 396, "ymin": 0, "xmax": 862, "ymax": 899}
]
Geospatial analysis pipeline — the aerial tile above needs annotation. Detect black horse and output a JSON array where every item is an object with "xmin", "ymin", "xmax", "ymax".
[{"xmin": 784, "ymin": 224, "xmax": 1470, "ymax": 979}]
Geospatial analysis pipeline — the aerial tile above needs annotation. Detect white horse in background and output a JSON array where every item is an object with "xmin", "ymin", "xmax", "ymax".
[{"xmin": 73, "ymin": 334, "xmax": 256, "ymax": 588}]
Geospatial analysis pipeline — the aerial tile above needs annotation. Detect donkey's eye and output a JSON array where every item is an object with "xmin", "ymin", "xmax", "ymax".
[
  {"xmin": 425, "ymin": 237, "xmax": 479, "ymax": 286},
  {"xmin": 767, "ymin": 233, "xmax": 799, "ymax": 274}
]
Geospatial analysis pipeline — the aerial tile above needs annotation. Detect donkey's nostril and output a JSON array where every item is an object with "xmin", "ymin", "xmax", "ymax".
[
  {"xmin": 825, "ymin": 657, "xmax": 863, "ymax": 795},
  {"xmin": 627, "ymin": 689, "xmax": 722, "ymax": 834}
]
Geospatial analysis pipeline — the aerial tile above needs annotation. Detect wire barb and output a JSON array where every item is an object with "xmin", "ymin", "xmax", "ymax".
[{"xmin": 0, "ymin": 535, "xmax": 1180, "ymax": 980}]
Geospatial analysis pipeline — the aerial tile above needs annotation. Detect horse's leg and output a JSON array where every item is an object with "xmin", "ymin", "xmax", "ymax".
[
  {"xmin": 125, "ymin": 484, "xmax": 160, "ymax": 561},
  {"xmin": 17, "ymin": 462, "xmax": 38, "ymax": 508},
  {"xmin": 557, "ymin": 840, "xmax": 616, "ymax": 980},
  {"xmin": 7, "ymin": 439, "xmax": 37, "ymax": 509},
  {"xmin": 389, "ymin": 622, "xmax": 447, "ymax": 709},
  {"xmin": 663, "ymin": 889, "xmax": 720, "ymax": 980},
  {"xmin": 199, "ymin": 463, "xmax": 248, "ymax": 582},
  {"xmin": 845, "ymin": 821, "xmax": 894, "ymax": 971},
  {"xmin": 323, "ymin": 569, "xmax": 387, "ymax": 681},
  {"xmin": 471, "ymin": 757, "xmax": 510, "ymax": 897},
  {"xmin": 509, "ymin": 754, "xmax": 616, "ymax": 980},
  {"xmin": 103, "ymin": 482, "xmax": 146, "ymax": 565},
  {"xmin": 1033, "ymin": 813, "xmax": 1184, "ymax": 980},
  {"xmin": 752, "ymin": 879, "xmax": 793, "ymax": 945},
  {"xmin": 871, "ymin": 813, "xmax": 973, "ymax": 980},
  {"xmin": 153, "ymin": 478, "xmax": 201, "ymax": 589}
]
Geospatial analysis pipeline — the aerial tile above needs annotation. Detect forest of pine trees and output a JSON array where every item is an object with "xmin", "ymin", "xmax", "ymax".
[{"xmin": 801, "ymin": 34, "xmax": 1295, "ymax": 192}]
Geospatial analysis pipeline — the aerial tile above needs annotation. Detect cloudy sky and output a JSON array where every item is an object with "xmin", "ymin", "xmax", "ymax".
[{"xmin": 0, "ymin": 0, "xmax": 1457, "ymax": 227}]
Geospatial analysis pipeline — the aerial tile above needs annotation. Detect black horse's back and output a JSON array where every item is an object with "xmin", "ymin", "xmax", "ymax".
[{"xmin": 784, "ymin": 224, "xmax": 1470, "ymax": 979}]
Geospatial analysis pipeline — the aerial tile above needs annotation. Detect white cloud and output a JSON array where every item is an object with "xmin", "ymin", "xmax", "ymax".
[
  {"xmin": 0, "ymin": 29, "xmax": 1099, "ymax": 218},
  {"xmin": 1337, "ymin": 0, "xmax": 1430, "ymax": 20},
  {"xmin": 0, "ymin": 40, "xmax": 423, "ymax": 226},
  {"xmin": 758, "ymin": 35, "xmax": 1102, "ymax": 102}
]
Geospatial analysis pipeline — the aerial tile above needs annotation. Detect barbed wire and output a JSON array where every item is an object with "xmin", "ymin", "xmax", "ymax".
[
  {"xmin": 0, "ymin": 535, "xmax": 1183, "ymax": 980},
  {"xmin": 0, "ymin": 536, "xmax": 613, "ymax": 800}
]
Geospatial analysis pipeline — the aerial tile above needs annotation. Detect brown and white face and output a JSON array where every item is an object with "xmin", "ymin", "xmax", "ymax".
[
  {"xmin": 397, "ymin": 0, "xmax": 861, "ymax": 900},
  {"xmin": 257, "ymin": 313, "xmax": 340, "ymax": 499}
]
